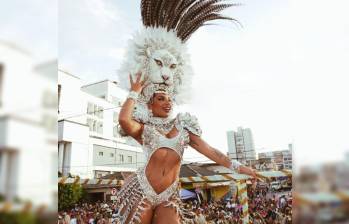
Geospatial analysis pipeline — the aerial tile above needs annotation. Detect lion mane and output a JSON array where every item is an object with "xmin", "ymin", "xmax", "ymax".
[{"xmin": 118, "ymin": 27, "xmax": 193, "ymax": 104}]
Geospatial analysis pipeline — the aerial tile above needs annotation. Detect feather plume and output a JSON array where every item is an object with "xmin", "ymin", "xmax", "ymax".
[
  {"xmin": 170, "ymin": 0, "xmax": 196, "ymax": 30},
  {"xmin": 140, "ymin": 0, "xmax": 240, "ymax": 42}
]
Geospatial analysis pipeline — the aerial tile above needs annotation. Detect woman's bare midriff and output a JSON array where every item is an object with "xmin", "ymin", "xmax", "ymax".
[{"xmin": 145, "ymin": 148, "xmax": 181, "ymax": 194}]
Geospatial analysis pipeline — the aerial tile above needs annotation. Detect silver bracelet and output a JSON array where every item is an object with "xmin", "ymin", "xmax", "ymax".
[
  {"xmin": 127, "ymin": 91, "xmax": 139, "ymax": 101},
  {"xmin": 229, "ymin": 160, "xmax": 242, "ymax": 172}
]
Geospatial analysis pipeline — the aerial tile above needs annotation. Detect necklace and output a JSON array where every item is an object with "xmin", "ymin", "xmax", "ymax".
[
  {"xmin": 132, "ymin": 101, "xmax": 177, "ymax": 133},
  {"xmin": 148, "ymin": 116, "xmax": 176, "ymax": 134}
]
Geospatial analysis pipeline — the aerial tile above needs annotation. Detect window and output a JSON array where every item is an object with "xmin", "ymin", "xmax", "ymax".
[
  {"xmin": 119, "ymin": 154, "xmax": 124, "ymax": 163},
  {"xmin": 58, "ymin": 85, "xmax": 61, "ymax": 113},
  {"xmin": 113, "ymin": 125, "xmax": 119, "ymax": 138},
  {"xmin": 87, "ymin": 118, "xmax": 92, "ymax": 131},
  {"xmin": 87, "ymin": 119, "xmax": 103, "ymax": 134},
  {"xmin": 128, "ymin": 156, "xmax": 132, "ymax": 164},
  {"xmin": 87, "ymin": 102, "xmax": 103, "ymax": 118},
  {"xmin": 110, "ymin": 153, "xmax": 114, "ymax": 157},
  {"xmin": 97, "ymin": 122, "xmax": 103, "ymax": 134},
  {"xmin": 0, "ymin": 151, "xmax": 17, "ymax": 197},
  {"xmin": 87, "ymin": 103, "xmax": 94, "ymax": 114},
  {"xmin": 0, "ymin": 64, "xmax": 3, "ymax": 107},
  {"xmin": 96, "ymin": 106, "xmax": 103, "ymax": 118},
  {"xmin": 113, "ymin": 112, "xmax": 119, "ymax": 123},
  {"xmin": 94, "ymin": 171, "xmax": 110, "ymax": 178},
  {"xmin": 99, "ymin": 152, "xmax": 103, "ymax": 156}
]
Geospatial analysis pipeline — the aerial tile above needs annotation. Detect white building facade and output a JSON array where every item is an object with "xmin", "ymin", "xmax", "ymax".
[
  {"xmin": 258, "ymin": 144, "xmax": 293, "ymax": 170},
  {"xmin": 0, "ymin": 42, "xmax": 57, "ymax": 208},
  {"xmin": 226, "ymin": 127, "xmax": 256, "ymax": 165},
  {"xmin": 58, "ymin": 70, "xmax": 145, "ymax": 179}
]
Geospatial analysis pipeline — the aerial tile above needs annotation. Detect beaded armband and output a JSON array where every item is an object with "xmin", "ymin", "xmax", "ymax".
[
  {"xmin": 127, "ymin": 91, "xmax": 139, "ymax": 101},
  {"xmin": 229, "ymin": 160, "xmax": 242, "ymax": 172}
]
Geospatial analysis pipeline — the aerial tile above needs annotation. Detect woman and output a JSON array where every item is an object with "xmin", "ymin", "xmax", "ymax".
[{"xmin": 115, "ymin": 73, "xmax": 257, "ymax": 224}]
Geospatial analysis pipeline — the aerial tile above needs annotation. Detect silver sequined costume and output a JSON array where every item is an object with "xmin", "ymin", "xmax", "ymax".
[{"xmin": 114, "ymin": 113, "xmax": 201, "ymax": 224}]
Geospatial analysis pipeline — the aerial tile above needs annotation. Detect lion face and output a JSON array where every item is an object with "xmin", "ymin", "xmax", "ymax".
[
  {"xmin": 147, "ymin": 49, "xmax": 178, "ymax": 86},
  {"xmin": 119, "ymin": 27, "xmax": 192, "ymax": 104}
]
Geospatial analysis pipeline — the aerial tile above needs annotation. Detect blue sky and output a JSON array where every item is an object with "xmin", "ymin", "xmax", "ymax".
[{"xmin": 2, "ymin": 0, "xmax": 348, "ymax": 167}]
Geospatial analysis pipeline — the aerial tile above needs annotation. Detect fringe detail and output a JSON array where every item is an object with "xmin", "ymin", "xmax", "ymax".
[
  {"xmin": 114, "ymin": 175, "xmax": 143, "ymax": 224},
  {"xmin": 128, "ymin": 196, "xmax": 147, "ymax": 224},
  {"xmin": 114, "ymin": 173, "xmax": 193, "ymax": 224}
]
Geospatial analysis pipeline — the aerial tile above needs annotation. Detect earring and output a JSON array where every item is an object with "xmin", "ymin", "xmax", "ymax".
[{"xmin": 148, "ymin": 108, "xmax": 153, "ymax": 118}]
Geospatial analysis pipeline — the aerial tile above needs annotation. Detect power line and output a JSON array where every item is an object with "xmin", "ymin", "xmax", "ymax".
[
  {"xmin": 59, "ymin": 155, "xmax": 267, "ymax": 168},
  {"xmin": 60, "ymin": 105, "xmax": 122, "ymax": 120}
]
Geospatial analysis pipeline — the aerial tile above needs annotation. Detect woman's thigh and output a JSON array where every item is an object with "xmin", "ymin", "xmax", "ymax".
[
  {"xmin": 152, "ymin": 201, "xmax": 181, "ymax": 224},
  {"xmin": 121, "ymin": 199, "xmax": 154, "ymax": 224}
]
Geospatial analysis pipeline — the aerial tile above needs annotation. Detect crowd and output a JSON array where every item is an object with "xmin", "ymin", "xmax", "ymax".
[
  {"xmin": 58, "ymin": 185, "xmax": 292, "ymax": 224},
  {"xmin": 58, "ymin": 202, "xmax": 118, "ymax": 224},
  {"xmin": 184, "ymin": 185, "xmax": 292, "ymax": 224}
]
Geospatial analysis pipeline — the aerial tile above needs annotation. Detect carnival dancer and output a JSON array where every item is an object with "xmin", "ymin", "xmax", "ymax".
[
  {"xmin": 115, "ymin": 72, "xmax": 257, "ymax": 224},
  {"xmin": 114, "ymin": 0, "xmax": 255, "ymax": 223}
]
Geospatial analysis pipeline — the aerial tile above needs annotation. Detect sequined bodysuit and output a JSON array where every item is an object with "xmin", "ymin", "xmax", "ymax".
[{"xmin": 114, "ymin": 113, "xmax": 202, "ymax": 224}]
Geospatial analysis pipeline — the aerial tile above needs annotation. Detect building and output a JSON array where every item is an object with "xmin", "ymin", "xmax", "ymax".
[
  {"xmin": 58, "ymin": 70, "xmax": 145, "ymax": 179},
  {"xmin": 258, "ymin": 144, "xmax": 293, "ymax": 170},
  {"xmin": 0, "ymin": 41, "xmax": 57, "ymax": 208},
  {"xmin": 295, "ymin": 152, "xmax": 349, "ymax": 192},
  {"xmin": 226, "ymin": 127, "xmax": 256, "ymax": 165}
]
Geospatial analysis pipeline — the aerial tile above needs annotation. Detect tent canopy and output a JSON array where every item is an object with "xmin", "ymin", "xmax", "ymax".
[{"xmin": 180, "ymin": 189, "xmax": 197, "ymax": 200}]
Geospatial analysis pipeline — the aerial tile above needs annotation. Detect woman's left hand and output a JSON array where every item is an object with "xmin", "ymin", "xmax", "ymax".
[{"xmin": 250, "ymin": 169, "xmax": 258, "ymax": 179}]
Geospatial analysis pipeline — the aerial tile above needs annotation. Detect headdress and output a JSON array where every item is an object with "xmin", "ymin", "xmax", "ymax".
[{"xmin": 118, "ymin": 0, "xmax": 239, "ymax": 123}]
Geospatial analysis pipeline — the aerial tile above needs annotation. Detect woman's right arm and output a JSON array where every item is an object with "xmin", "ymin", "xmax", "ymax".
[{"xmin": 118, "ymin": 72, "xmax": 147, "ymax": 141}]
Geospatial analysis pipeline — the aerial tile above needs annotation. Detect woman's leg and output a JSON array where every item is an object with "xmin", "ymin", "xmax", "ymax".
[
  {"xmin": 152, "ymin": 201, "xmax": 181, "ymax": 224},
  {"xmin": 121, "ymin": 199, "xmax": 154, "ymax": 224},
  {"xmin": 116, "ymin": 174, "xmax": 154, "ymax": 224}
]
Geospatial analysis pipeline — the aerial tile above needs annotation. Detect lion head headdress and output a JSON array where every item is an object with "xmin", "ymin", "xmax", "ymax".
[{"xmin": 118, "ymin": 0, "xmax": 239, "ymax": 122}]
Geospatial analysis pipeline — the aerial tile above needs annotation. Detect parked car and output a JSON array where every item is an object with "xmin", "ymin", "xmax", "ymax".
[{"xmin": 270, "ymin": 181, "xmax": 282, "ymax": 191}]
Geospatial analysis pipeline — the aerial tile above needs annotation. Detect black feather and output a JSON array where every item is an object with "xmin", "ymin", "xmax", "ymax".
[{"xmin": 139, "ymin": 0, "xmax": 240, "ymax": 42}]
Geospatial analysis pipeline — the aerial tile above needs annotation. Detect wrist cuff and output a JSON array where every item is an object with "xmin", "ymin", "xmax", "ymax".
[
  {"xmin": 229, "ymin": 160, "xmax": 242, "ymax": 172},
  {"xmin": 127, "ymin": 91, "xmax": 139, "ymax": 101}
]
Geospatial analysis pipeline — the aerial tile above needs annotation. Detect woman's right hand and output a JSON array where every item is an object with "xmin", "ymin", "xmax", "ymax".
[{"xmin": 130, "ymin": 72, "xmax": 147, "ymax": 93}]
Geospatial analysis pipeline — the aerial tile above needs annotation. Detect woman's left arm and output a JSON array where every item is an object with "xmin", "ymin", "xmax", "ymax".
[{"xmin": 189, "ymin": 133, "xmax": 257, "ymax": 178}]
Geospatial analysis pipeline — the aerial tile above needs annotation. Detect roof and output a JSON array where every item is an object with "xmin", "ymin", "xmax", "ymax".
[
  {"xmin": 202, "ymin": 164, "xmax": 232, "ymax": 174},
  {"xmin": 58, "ymin": 177, "xmax": 123, "ymax": 186},
  {"xmin": 258, "ymin": 170, "xmax": 288, "ymax": 178},
  {"xmin": 337, "ymin": 190, "xmax": 349, "ymax": 201},
  {"xmin": 179, "ymin": 164, "xmax": 216, "ymax": 177},
  {"xmin": 296, "ymin": 192, "xmax": 342, "ymax": 205},
  {"xmin": 58, "ymin": 69, "xmax": 81, "ymax": 80},
  {"xmin": 81, "ymin": 79, "xmax": 115, "ymax": 88},
  {"xmin": 101, "ymin": 172, "xmax": 135, "ymax": 180}
]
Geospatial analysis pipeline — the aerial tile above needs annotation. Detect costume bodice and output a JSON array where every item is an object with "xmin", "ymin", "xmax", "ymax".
[{"xmin": 141, "ymin": 113, "xmax": 202, "ymax": 163}]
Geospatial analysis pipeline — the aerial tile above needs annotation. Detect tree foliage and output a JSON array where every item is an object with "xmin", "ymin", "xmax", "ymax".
[
  {"xmin": 58, "ymin": 183, "xmax": 84, "ymax": 211},
  {"xmin": 0, "ymin": 212, "xmax": 37, "ymax": 224}
]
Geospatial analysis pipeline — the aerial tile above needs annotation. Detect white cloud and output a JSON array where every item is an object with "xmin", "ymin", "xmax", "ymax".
[
  {"xmin": 86, "ymin": 0, "xmax": 120, "ymax": 25},
  {"xmin": 59, "ymin": 1, "xmax": 349, "ymax": 167},
  {"xmin": 0, "ymin": 0, "xmax": 57, "ymax": 61}
]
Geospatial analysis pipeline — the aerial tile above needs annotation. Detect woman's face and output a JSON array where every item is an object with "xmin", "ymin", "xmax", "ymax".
[{"xmin": 148, "ymin": 93, "xmax": 173, "ymax": 118}]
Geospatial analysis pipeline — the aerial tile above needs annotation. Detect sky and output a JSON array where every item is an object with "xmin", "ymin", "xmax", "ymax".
[
  {"xmin": 2, "ymin": 0, "xmax": 348, "ymax": 168},
  {"xmin": 0, "ymin": 0, "xmax": 57, "ymax": 62}
]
